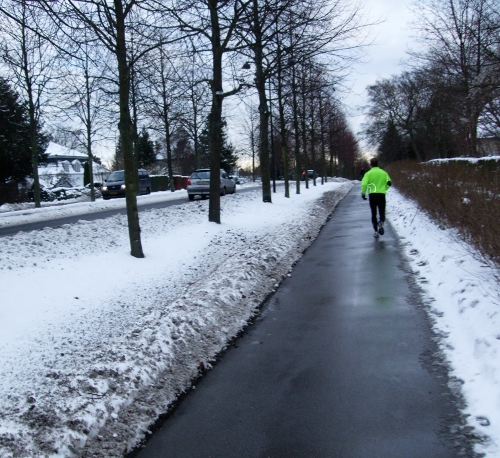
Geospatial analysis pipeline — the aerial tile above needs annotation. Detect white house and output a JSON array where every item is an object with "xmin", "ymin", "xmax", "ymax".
[{"xmin": 38, "ymin": 142, "xmax": 110, "ymax": 188}]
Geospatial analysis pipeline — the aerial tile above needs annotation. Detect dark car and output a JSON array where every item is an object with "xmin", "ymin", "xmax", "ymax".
[
  {"xmin": 302, "ymin": 170, "xmax": 315, "ymax": 181},
  {"xmin": 102, "ymin": 169, "xmax": 151, "ymax": 200},
  {"xmin": 186, "ymin": 168, "xmax": 236, "ymax": 201},
  {"xmin": 28, "ymin": 185, "xmax": 53, "ymax": 202}
]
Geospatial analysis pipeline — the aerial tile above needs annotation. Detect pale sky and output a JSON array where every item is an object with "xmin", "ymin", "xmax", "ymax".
[{"xmin": 344, "ymin": 0, "xmax": 416, "ymax": 154}]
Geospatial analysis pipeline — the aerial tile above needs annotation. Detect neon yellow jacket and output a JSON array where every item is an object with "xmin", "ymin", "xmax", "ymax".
[{"xmin": 361, "ymin": 167, "xmax": 392, "ymax": 195}]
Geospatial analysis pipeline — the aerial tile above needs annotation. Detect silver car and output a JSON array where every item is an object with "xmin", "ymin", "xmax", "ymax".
[{"xmin": 187, "ymin": 168, "xmax": 236, "ymax": 201}]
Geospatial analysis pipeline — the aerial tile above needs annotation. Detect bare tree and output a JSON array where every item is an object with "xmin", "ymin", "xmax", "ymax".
[
  {"xmin": 476, "ymin": 0, "xmax": 500, "ymax": 137},
  {"xmin": 176, "ymin": 51, "xmax": 212, "ymax": 171},
  {"xmin": 364, "ymin": 72, "xmax": 427, "ymax": 161},
  {"xmin": 167, "ymin": 0, "xmax": 250, "ymax": 224},
  {"xmin": 273, "ymin": 0, "xmax": 370, "ymax": 194},
  {"xmin": 40, "ymin": 0, "xmax": 177, "ymax": 257},
  {"xmin": 326, "ymin": 101, "xmax": 358, "ymax": 176},
  {"xmin": 239, "ymin": 99, "xmax": 260, "ymax": 181},
  {"xmin": 0, "ymin": 0, "xmax": 56, "ymax": 207},
  {"xmin": 274, "ymin": 27, "xmax": 291, "ymax": 197},
  {"xmin": 237, "ymin": 0, "xmax": 299, "ymax": 202},
  {"xmin": 52, "ymin": 35, "xmax": 114, "ymax": 200},
  {"xmin": 141, "ymin": 44, "xmax": 185, "ymax": 191},
  {"xmin": 412, "ymin": 0, "xmax": 496, "ymax": 156}
]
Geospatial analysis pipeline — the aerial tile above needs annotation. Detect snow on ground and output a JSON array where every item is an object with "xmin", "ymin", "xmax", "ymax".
[
  {"xmin": 426, "ymin": 156, "xmax": 500, "ymax": 164},
  {"xmin": 388, "ymin": 190, "xmax": 500, "ymax": 458},
  {"xmin": 1, "ymin": 181, "xmax": 500, "ymax": 457},
  {"xmin": 0, "ymin": 180, "xmax": 352, "ymax": 457}
]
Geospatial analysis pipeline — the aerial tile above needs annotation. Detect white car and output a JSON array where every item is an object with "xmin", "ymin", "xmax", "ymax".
[{"xmin": 187, "ymin": 169, "xmax": 236, "ymax": 201}]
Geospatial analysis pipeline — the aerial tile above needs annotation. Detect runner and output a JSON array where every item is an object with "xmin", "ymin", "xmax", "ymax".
[{"xmin": 361, "ymin": 157, "xmax": 392, "ymax": 238}]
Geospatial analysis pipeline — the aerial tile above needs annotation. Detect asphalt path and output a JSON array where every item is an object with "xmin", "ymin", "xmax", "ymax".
[
  {"xmin": 129, "ymin": 187, "xmax": 475, "ymax": 458},
  {"xmin": 0, "ymin": 186, "xmax": 259, "ymax": 237}
]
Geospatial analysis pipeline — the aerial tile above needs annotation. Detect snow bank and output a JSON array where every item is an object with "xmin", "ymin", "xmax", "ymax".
[{"xmin": 426, "ymin": 156, "xmax": 500, "ymax": 164}]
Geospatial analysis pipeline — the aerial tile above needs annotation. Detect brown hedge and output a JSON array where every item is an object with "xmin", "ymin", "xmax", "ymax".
[{"xmin": 387, "ymin": 159, "xmax": 500, "ymax": 265}]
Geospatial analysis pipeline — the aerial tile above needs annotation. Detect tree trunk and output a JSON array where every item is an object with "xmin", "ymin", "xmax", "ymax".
[
  {"xmin": 208, "ymin": 0, "xmax": 223, "ymax": 224},
  {"xmin": 164, "ymin": 110, "xmax": 174, "ymax": 192},
  {"xmin": 291, "ymin": 63, "xmax": 301, "ymax": 194},
  {"xmin": 251, "ymin": 119, "xmax": 256, "ymax": 181},
  {"xmin": 115, "ymin": 0, "xmax": 144, "ymax": 258},
  {"xmin": 301, "ymin": 73, "xmax": 309, "ymax": 189},
  {"xmin": 309, "ymin": 86, "xmax": 316, "ymax": 186},
  {"xmin": 192, "ymin": 103, "xmax": 199, "ymax": 170},
  {"xmin": 130, "ymin": 57, "xmax": 140, "ymax": 196},
  {"xmin": 28, "ymin": 100, "xmax": 40, "ymax": 208},
  {"xmin": 319, "ymin": 96, "xmax": 327, "ymax": 184},
  {"xmin": 252, "ymin": 0, "xmax": 271, "ymax": 203},
  {"xmin": 276, "ymin": 37, "xmax": 289, "ymax": 198},
  {"xmin": 20, "ymin": 4, "xmax": 41, "ymax": 208},
  {"xmin": 85, "ymin": 64, "xmax": 95, "ymax": 201},
  {"xmin": 160, "ymin": 49, "xmax": 175, "ymax": 192},
  {"xmin": 329, "ymin": 117, "xmax": 335, "ymax": 177}
]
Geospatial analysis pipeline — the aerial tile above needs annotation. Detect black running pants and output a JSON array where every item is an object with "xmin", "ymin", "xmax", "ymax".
[{"xmin": 369, "ymin": 193, "xmax": 386, "ymax": 231}]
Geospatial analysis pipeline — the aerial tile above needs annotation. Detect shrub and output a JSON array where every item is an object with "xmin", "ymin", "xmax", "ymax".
[
  {"xmin": 387, "ymin": 159, "xmax": 500, "ymax": 265},
  {"xmin": 28, "ymin": 185, "xmax": 102, "ymax": 203}
]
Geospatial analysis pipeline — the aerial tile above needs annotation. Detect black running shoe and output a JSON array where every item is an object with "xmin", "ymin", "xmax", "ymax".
[{"xmin": 378, "ymin": 221, "xmax": 385, "ymax": 235}]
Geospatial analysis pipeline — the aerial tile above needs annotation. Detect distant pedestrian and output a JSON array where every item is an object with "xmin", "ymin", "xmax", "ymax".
[
  {"xmin": 361, "ymin": 157, "xmax": 392, "ymax": 238},
  {"xmin": 360, "ymin": 167, "xmax": 366, "ymax": 179}
]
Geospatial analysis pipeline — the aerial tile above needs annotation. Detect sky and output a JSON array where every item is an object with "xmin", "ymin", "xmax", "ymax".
[
  {"xmin": 1, "ymin": 174, "xmax": 500, "ymax": 456},
  {"xmin": 341, "ymin": 0, "xmax": 416, "ymax": 153}
]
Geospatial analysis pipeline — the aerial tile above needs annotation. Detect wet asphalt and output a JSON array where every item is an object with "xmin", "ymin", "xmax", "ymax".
[{"xmin": 130, "ymin": 187, "xmax": 475, "ymax": 458}]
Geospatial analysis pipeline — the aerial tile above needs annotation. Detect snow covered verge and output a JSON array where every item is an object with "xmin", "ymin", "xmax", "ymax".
[
  {"xmin": 0, "ymin": 179, "xmax": 353, "ymax": 457},
  {"xmin": 388, "ymin": 190, "xmax": 500, "ymax": 458}
]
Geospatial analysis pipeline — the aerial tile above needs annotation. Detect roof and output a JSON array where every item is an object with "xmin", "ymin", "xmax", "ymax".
[{"xmin": 45, "ymin": 142, "xmax": 88, "ymax": 161}]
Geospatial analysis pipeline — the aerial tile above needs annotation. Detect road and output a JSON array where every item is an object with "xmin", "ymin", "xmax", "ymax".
[
  {"xmin": 128, "ymin": 188, "xmax": 475, "ymax": 458},
  {"xmin": 0, "ymin": 185, "xmax": 258, "ymax": 237}
]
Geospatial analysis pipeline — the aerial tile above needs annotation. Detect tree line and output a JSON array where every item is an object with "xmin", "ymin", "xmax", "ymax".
[
  {"xmin": 363, "ymin": 0, "xmax": 500, "ymax": 164},
  {"xmin": 0, "ymin": 0, "xmax": 368, "ymax": 257}
]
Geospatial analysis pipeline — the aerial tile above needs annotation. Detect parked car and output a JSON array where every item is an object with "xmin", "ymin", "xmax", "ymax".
[
  {"xmin": 302, "ymin": 170, "xmax": 315, "ymax": 180},
  {"xmin": 28, "ymin": 184, "xmax": 52, "ymax": 202},
  {"xmin": 229, "ymin": 176, "xmax": 248, "ymax": 185},
  {"xmin": 101, "ymin": 169, "xmax": 151, "ymax": 200},
  {"xmin": 187, "ymin": 168, "xmax": 236, "ymax": 201}
]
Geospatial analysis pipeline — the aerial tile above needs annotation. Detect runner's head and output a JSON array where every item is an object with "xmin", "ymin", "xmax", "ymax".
[{"xmin": 370, "ymin": 157, "xmax": 379, "ymax": 167}]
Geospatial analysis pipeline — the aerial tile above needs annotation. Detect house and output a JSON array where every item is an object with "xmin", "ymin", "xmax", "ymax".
[{"xmin": 38, "ymin": 142, "xmax": 110, "ymax": 188}]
